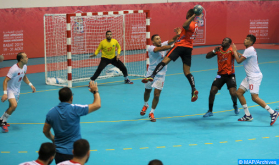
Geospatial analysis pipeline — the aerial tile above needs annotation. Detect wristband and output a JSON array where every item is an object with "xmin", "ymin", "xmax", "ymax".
[
  {"xmin": 212, "ymin": 49, "xmax": 216, "ymax": 54},
  {"xmin": 29, "ymin": 82, "xmax": 33, "ymax": 87},
  {"xmin": 4, "ymin": 91, "xmax": 7, "ymax": 95},
  {"xmin": 93, "ymin": 91, "xmax": 99, "ymax": 94}
]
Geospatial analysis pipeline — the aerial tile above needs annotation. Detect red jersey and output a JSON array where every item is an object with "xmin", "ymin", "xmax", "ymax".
[
  {"xmin": 175, "ymin": 21, "xmax": 198, "ymax": 48},
  {"xmin": 216, "ymin": 47, "xmax": 235, "ymax": 75}
]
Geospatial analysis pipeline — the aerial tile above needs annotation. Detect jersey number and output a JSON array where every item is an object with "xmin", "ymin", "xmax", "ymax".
[
  {"xmin": 249, "ymin": 84, "xmax": 253, "ymax": 90},
  {"xmin": 107, "ymin": 47, "xmax": 113, "ymax": 52},
  {"xmin": 18, "ymin": 77, "xmax": 22, "ymax": 82}
]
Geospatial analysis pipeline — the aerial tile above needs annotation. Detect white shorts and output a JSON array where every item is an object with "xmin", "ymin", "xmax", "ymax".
[
  {"xmin": 239, "ymin": 75, "xmax": 262, "ymax": 94},
  {"xmin": 7, "ymin": 90, "xmax": 20, "ymax": 102},
  {"xmin": 145, "ymin": 70, "xmax": 166, "ymax": 90}
]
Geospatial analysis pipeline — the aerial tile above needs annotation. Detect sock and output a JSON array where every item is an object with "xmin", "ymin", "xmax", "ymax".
[
  {"xmin": 151, "ymin": 62, "xmax": 166, "ymax": 78},
  {"xmin": 209, "ymin": 103, "xmax": 213, "ymax": 112},
  {"xmin": 150, "ymin": 108, "xmax": 155, "ymax": 114},
  {"xmin": 144, "ymin": 102, "xmax": 148, "ymax": 106},
  {"xmin": 0, "ymin": 113, "xmax": 5, "ymax": 120},
  {"xmin": 186, "ymin": 73, "xmax": 196, "ymax": 93},
  {"xmin": 233, "ymin": 101, "xmax": 237, "ymax": 106},
  {"xmin": 2, "ymin": 113, "xmax": 10, "ymax": 122},
  {"xmin": 265, "ymin": 105, "xmax": 274, "ymax": 114},
  {"xmin": 242, "ymin": 104, "xmax": 250, "ymax": 116},
  {"xmin": 124, "ymin": 76, "xmax": 128, "ymax": 80}
]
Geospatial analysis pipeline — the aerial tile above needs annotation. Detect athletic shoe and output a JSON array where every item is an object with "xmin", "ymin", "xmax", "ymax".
[
  {"xmin": 3, "ymin": 122, "xmax": 10, "ymax": 127},
  {"xmin": 140, "ymin": 105, "xmax": 148, "ymax": 116},
  {"xmin": 0, "ymin": 120, "xmax": 9, "ymax": 127},
  {"xmin": 233, "ymin": 105, "xmax": 240, "ymax": 115},
  {"xmin": 270, "ymin": 111, "xmax": 278, "ymax": 126},
  {"xmin": 191, "ymin": 90, "xmax": 199, "ymax": 102},
  {"xmin": 203, "ymin": 111, "xmax": 213, "ymax": 117},
  {"xmin": 149, "ymin": 113, "xmax": 156, "ymax": 122},
  {"xmin": 125, "ymin": 79, "xmax": 133, "ymax": 84},
  {"xmin": 238, "ymin": 114, "xmax": 253, "ymax": 121},
  {"xmin": 141, "ymin": 77, "xmax": 153, "ymax": 83},
  {"xmin": 1, "ymin": 124, "xmax": 8, "ymax": 133}
]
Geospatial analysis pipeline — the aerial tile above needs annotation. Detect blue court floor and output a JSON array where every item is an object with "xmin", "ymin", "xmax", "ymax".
[{"xmin": 0, "ymin": 49, "xmax": 278, "ymax": 165}]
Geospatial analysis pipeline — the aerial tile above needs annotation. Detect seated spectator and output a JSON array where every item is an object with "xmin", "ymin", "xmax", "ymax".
[{"xmin": 19, "ymin": 142, "xmax": 56, "ymax": 165}]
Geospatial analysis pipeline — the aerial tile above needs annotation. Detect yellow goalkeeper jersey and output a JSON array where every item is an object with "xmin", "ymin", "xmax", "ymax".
[{"xmin": 94, "ymin": 39, "xmax": 121, "ymax": 59}]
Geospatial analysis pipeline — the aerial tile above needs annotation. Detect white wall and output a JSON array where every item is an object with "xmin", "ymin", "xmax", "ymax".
[{"xmin": 0, "ymin": 0, "xmax": 224, "ymax": 9}]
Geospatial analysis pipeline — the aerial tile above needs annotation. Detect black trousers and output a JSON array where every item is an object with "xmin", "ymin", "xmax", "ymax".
[
  {"xmin": 90, "ymin": 57, "xmax": 128, "ymax": 81},
  {"xmin": 55, "ymin": 152, "xmax": 73, "ymax": 164}
]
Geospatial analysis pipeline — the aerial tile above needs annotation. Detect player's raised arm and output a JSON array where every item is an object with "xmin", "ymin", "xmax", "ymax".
[
  {"xmin": 90, "ymin": 41, "xmax": 103, "ymax": 58},
  {"xmin": 88, "ymin": 81, "xmax": 101, "ymax": 113},
  {"xmin": 206, "ymin": 47, "xmax": 220, "ymax": 59},
  {"xmin": 232, "ymin": 43, "xmax": 246, "ymax": 64},
  {"xmin": 23, "ymin": 75, "xmax": 36, "ymax": 93},
  {"xmin": 1, "ymin": 77, "xmax": 10, "ymax": 102},
  {"xmin": 182, "ymin": 12, "xmax": 196, "ymax": 30}
]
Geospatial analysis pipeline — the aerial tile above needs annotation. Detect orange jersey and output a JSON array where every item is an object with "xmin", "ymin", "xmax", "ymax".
[
  {"xmin": 216, "ymin": 47, "xmax": 235, "ymax": 75},
  {"xmin": 175, "ymin": 21, "xmax": 198, "ymax": 48}
]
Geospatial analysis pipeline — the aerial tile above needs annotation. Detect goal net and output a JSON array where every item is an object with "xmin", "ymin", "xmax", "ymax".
[{"xmin": 44, "ymin": 10, "xmax": 150, "ymax": 87}]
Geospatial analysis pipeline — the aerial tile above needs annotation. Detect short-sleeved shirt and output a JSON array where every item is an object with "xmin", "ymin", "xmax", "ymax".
[
  {"xmin": 242, "ymin": 46, "xmax": 262, "ymax": 77},
  {"xmin": 95, "ymin": 39, "xmax": 121, "ymax": 59},
  {"xmin": 147, "ymin": 41, "xmax": 168, "ymax": 75},
  {"xmin": 57, "ymin": 160, "xmax": 82, "ymax": 165},
  {"xmin": 45, "ymin": 102, "xmax": 89, "ymax": 155},
  {"xmin": 19, "ymin": 160, "xmax": 44, "ymax": 165},
  {"xmin": 175, "ymin": 22, "xmax": 198, "ymax": 48},
  {"xmin": 6, "ymin": 63, "xmax": 27, "ymax": 93},
  {"xmin": 216, "ymin": 47, "xmax": 235, "ymax": 75}
]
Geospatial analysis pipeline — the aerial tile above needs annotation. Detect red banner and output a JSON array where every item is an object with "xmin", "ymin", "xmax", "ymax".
[{"xmin": 0, "ymin": 1, "xmax": 278, "ymax": 60}]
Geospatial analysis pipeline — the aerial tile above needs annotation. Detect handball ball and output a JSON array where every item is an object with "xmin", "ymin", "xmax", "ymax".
[{"xmin": 194, "ymin": 5, "xmax": 203, "ymax": 15}]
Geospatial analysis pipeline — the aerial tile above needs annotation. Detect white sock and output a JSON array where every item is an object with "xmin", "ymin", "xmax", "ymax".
[
  {"xmin": 144, "ymin": 102, "xmax": 148, "ymax": 106},
  {"xmin": 242, "ymin": 104, "xmax": 251, "ymax": 116},
  {"xmin": 0, "ymin": 113, "xmax": 5, "ymax": 120},
  {"xmin": 124, "ymin": 76, "xmax": 128, "ymax": 80},
  {"xmin": 2, "ymin": 113, "xmax": 10, "ymax": 122},
  {"xmin": 265, "ymin": 105, "xmax": 274, "ymax": 114},
  {"xmin": 150, "ymin": 108, "xmax": 155, "ymax": 114}
]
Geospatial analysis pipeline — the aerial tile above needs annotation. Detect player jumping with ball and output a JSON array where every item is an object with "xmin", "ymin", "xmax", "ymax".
[{"xmin": 141, "ymin": 8, "xmax": 200, "ymax": 102}]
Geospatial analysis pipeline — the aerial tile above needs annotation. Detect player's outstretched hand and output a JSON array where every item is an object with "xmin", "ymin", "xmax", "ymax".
[
  {"xmin": 232, "ymin": 43, "xmax": 237, "ymax": 52},
  {"xmin": 174, "ymin": 27, "xmax": 182, "ymax": 36},
  {"xmin": 89, "ymin": 81, "xmax": 98, "ymax": 93},
  {"xmin": 1, "ymin": 94, "xmax": 7, "ymax": 102},
  {"xmin": 89, "ymin": 54, "xmax": 96, "ymax": 58},
  {"xmin": 31, "ymin": 85, "xmax": 36, "ymax": 93},
  {"xmin": 214, "ymin": 46, "xmax": 221, "ymax": 52}
]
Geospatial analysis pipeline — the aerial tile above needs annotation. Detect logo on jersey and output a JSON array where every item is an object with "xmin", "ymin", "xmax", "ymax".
[
  {"xmin": 18, "ymin": 72, "xmax": 20, "ymax": 75},
  {"xmin": 113, "ymin": 45, "xmax": 115, "ymax": 47}
]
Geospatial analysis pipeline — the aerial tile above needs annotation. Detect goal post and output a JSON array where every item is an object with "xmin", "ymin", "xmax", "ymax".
[{"xmin": 44, "ymin": 10, "xmax": 150, "ymax": 87}]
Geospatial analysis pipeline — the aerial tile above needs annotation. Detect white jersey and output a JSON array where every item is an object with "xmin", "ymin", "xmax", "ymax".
[
  {"xmin": 6, "ymin": 63, "xmax": 27, "ymax": 93},
  {"xmin": 147, "ymin": 41, "xmax": 168, "ymax": 76},
  {"xmin": 242, "ymin": 46, "xmax": 262, "ymax": 77},
  {"xmin": 57, "ymin": 160, "xmax": 81, "ymax": 165},
  {"xmin": 19, "ymin": 160, "xmax": 43, "ymax": 165}
]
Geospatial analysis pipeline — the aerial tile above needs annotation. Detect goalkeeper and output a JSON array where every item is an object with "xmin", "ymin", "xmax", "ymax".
[{"xmin": 89, "ymin": 31, "xmax": 133, "ymax": 84}]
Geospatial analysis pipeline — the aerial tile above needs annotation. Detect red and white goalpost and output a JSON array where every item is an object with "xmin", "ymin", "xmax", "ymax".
[{"xmin": 44, "ymin": 10, "xmax": 150, "ymax": 87}]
